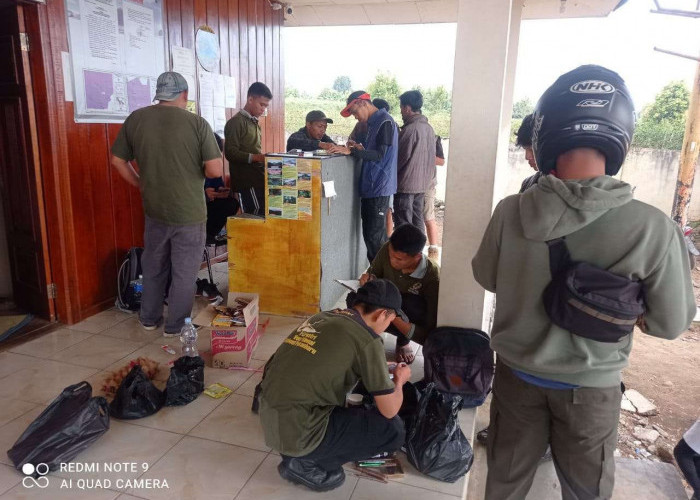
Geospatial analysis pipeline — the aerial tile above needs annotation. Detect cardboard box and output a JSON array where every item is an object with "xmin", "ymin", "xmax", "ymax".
[{"xmin": 193, "ymin": 292, "xmax": 260, "ymax": 368}]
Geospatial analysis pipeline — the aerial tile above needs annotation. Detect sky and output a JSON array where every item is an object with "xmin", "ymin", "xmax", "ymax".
[{"xmin": 282, "ymin": 0, "xmax": 700, "ymax": 109}]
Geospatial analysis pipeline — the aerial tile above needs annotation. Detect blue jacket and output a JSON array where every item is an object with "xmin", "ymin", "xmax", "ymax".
[{"xmin": 359, "ymin": 109, "xmax": 398, "ymax": 198}]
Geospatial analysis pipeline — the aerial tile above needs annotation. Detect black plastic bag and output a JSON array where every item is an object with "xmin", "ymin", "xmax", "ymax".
[
  {"xmin": 405, "ymin": 383, "xmax": 474, "ymax": 483},
  {"xmin": 109, "ymin": 365, "xmax": 164, "ymax": 419},
  {"xmin": 7, "ymin": 382, "xmax": 110, "ymax": 472},
  {"xmin": 164, "ymin": 356, "xmax": 204, "ymax": 406}
]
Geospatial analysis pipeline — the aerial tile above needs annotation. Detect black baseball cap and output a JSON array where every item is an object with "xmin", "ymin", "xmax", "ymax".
[
  {"xmin": 306, "ymin": 110, "xmax": 333, "ymax": 124},
  {"xmin": 352, "ymin": 279, "xmax": 408, "ymax": 321}
]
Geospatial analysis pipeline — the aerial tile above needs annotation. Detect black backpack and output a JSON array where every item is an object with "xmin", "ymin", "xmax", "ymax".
[
  {"xmin": 423, "ymin": 327, "xmax": 494, "ymax": 407},
  {"xmin": 543, "ymin": 237, "xmax": 645, "ymax": 343},
  {"xmin": 115, "ymin": 247, "xmax": 143, "ymax": 312}
]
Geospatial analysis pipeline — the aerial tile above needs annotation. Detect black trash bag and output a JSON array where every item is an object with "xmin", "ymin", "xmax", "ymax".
[
  {"xmin": 7, "ymin": 381, "xmax": 110, "ymax": 472},
  {"xmin": 109, "ymin": 365, "xmax": 164, "ymax": 419},
  {"xmin": 405, "ymin": 383, "xmax": 474, "ymax": 483},
  {"xmin": 164, "ymin": 356, "xmax": 205, "ymax": 406}
]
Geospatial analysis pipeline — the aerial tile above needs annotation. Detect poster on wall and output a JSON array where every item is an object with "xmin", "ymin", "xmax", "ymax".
[{"xmin": 65, "ymin": 0, "xmax": 166, "ymax": 123}]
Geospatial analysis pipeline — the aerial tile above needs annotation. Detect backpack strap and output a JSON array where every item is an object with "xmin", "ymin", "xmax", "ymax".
[{"xmin": 546, "ymin": 237, "xmax": 572, "ymax": 277}]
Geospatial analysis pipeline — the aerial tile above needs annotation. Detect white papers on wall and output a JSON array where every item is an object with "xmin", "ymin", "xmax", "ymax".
[{"xmin": 224, "ymin": 75, "xmax": 236, "ymax": 108}]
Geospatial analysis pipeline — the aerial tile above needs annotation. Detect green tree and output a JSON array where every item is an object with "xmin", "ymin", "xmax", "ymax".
[
  {"xmin": 332, "ymin": 75, "xmax": 352, "ymax": 94},
  {"xmin": 285, "ymin": 86, "xmax": 300, "ymax": 98},
  {"xmin": 642, "ymin": 81, "xmax": 690, "ymax": 123},
  {"xmin": 367, "ymin": 73, "xmax": 402, "ymax": 113},
  {"xmin": 317, "ymin": 88, "xmax": 342, "ymax": 100},
  {"xmin": 512, "ymin": 97, "xmax": 534, "ymax": 119},
  {"xmin": 423, "ymin": 86, "xmax": 451, "ymax": 113}
]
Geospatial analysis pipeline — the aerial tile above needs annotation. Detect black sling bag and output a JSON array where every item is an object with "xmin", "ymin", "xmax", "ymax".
[{"xmin": 542, "ymin": 237, "xmax": 645, "ymax": 343}]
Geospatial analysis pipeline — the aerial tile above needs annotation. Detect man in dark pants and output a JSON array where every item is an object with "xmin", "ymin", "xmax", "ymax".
[
  {"xmin": 337, "ymin": 91, "xmax": 399, "ymax": 262},
  {"xmin": 472, "ymin": 65, "xmax": 695, "ymax": 500},
  {"xmin": 258, "ymin": 280, "xmax": 411, "ymax": 491},
  {"xmin": 110, "ymin": 72, "xmax": 222, "ymax": 336},
  {"xmin": 395, "ymin": 90, "xmax": 436, "ymax": 229},
  {"xmin": 675, "ymin": 419, "xmax": 700, "ymax": 500},
  {"xmin": 360, "ymin": 223, "xmax": 439, "ymax": 364},
  {"xmin": 224, "ymin": 82, "xmax": 272, "ymax": 215}
]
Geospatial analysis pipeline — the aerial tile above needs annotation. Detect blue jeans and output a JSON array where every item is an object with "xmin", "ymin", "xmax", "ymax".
[{"xmin": 140, "ymin": 216, "xmax": 205, "ymax": 333}]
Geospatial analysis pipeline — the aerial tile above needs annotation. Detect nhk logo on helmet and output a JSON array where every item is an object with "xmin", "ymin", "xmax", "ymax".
[{"xmin": 570, "ymin": 81, "xmax": 615, "ymax": 94}]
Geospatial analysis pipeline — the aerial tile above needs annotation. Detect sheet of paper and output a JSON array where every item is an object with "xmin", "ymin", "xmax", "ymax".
[
  {"xmin": 213, "ymin": 73, "xmax": 225, "ymax": 108},
  {"xmin": 81, "ymin": 0, "xmax": 121, "ymax": 71},
  {"xmin": 123, "ymin": 1, "xmax": 156, "ymax": 76},
  {"xmin": 200, "ymin": 103, "xmax": 214, "ymax": 131},
  {"xmin": 213, "ymin": 106, "xmax": 226, "ymax": 136},
  {"xmin": 171, "ymin": 45, "xmax": 195, "ymax": 75},
  {"xmin": 322, "ymin": 181, "xmax": 336, "ymax": 198},
  {"xmin": 61, "ymin": 51, "xmax": 74, "ymax": 101},
  {"xmin": 198, "ymin": 70, "xmax": 214, "ymax": 106},
  {"xmin": 224, "ymin": 75, "xmax": 236, "ymax": 108},
  {"xmin": 335, "ymin": 279, "xmax": 360, "ymax": 292}
]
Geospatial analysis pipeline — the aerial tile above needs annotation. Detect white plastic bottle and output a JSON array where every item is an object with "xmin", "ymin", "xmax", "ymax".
[{"xmin": 180, "ymin": 318, "xmax": 198, "ymax": 357}]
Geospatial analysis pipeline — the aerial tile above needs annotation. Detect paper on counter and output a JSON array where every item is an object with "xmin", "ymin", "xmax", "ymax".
[{"xmin": 322, "ymin": 181, "xmax": 336, "ymax": 198}]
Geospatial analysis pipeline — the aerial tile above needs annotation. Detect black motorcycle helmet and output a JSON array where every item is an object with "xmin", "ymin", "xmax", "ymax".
[{"xmin": 532, "ymin": 65, "xmax": 636, "ymax": 176}]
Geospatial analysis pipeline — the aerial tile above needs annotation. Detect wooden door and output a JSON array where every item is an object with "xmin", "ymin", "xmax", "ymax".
[{"xmin": 0, "ymin": 4, "xmax": 54, "ymax": 319}]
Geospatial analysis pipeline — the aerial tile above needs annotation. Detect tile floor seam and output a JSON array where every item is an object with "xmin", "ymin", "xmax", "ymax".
[
  {"xmin": 123, "ymin": 393, "xmax": 229, "ymax": 435},
  {"xmin": 47, "ymin": 343, "xmax": 146, "ymax": 370},
  {"xmin": 130, "ymin": 433, "xmax": 188, "ymax": 483},
  {"xmin": 0, "ymin": 466, "xmax": 20, "ymax": 497},
  {"xmin": 7, "ymin": 332, "xmax": 98, "ymax": 358},
  {"xmin": 0, "ymin": 403, "xmax": 42, "ymax": 429},
  {"xmin": 180, "ymin": 429, "xmax": 272, "ymax": 455},
  {"xmin": 110, "ymin": 490, "xmax": 148, "ymax": 500},
  {"xmin": 231, "ymin": 450, "xmax": 274, "ymax": 500}
]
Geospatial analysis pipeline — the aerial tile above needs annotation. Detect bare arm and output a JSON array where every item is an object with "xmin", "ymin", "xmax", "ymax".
[
  {"xmin": 204, "ymin": 158, "xmax": 224, "ymax": 179},
  {"xmin": 110, "ymin": 155, "xmax": 139, "ymax": 188},
  {"xmin": 373, "ymin": 364, "xmax": 411, "ymax": 418},
  {"xmin": 435, "ymin": 156, "xmax": 445, "ymax": 166}
]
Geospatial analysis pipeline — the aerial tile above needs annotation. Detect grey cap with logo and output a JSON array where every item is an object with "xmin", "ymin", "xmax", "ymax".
[{"xmin": 153, "ymin": 72, "xmax": 188, "ymax": 102}]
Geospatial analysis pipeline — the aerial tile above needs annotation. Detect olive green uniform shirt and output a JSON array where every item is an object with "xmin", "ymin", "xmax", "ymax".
[
  {"xmin": 224, "ymin": 111, "xmax": 264, "ymax": 191},
  {"xmin": 259, "ymin": 309, "xmax": 395, "ymax": 456},
  {"xmin": 111, "ymin": 105, "xmax": 220, "ymax": 225}
]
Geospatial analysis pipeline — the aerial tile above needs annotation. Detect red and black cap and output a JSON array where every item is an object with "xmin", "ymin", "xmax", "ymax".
[{"xmin": 340, "ymin": 90, "xmax": 371, "ymax": 117}]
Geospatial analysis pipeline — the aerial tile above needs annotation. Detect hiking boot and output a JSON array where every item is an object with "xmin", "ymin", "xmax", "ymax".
[{"xmin": 277, "ymin": 458, "xmax": 345, "ymax": 492}]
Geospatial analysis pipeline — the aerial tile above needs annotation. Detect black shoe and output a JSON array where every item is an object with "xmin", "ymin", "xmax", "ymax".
[
  {"xmin": 476, "ymin": 426, "xmax": 489, "ymax": 444},
  {"xmin": 277, "ymin": 458, "xmax": 345, "ymax": 492}
]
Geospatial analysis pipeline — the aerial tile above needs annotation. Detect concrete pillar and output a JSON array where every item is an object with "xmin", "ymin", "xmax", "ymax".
[{"xmin": 438, "ymin": 0, "xmax": 523, "ymax": 330}]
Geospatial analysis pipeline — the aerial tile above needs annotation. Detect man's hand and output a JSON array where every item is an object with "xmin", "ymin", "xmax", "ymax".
[
  {"xmin": 318, "ymin": 142, "xmax": 333, "ymax": 151},
  {"xmin": 351, "ymin": 143, "xmax": 365, "ymax": 151},
  {"xmin": 346, "ymin": 139, "xmax": 357, "ymax": 148},
  {"xmin": 334, "ymin": 146, "xmax": 352, "ymax": 156},
  {"xmin": 205, "ymin": 188, "xmax": 217, "ymax": 201},
  {"xmin": 393, "ymin": 363, "xmax": 411, "ymax": 386},
  {"xmin": 252, "ymin": 154, "xmax": 266, "ymax": 163},
  {"xmin": 359, "ymin": 273, "xmax": 376, "ymax": 286},
  {"xmin": 326, "ymin": 145, "xmax": 345, "ymax": 154}
]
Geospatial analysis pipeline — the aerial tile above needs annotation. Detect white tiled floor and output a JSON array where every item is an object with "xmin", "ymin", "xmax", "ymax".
[{"xmin": 0, "ymin": 263, "xmax": 470, "ymax": 499}]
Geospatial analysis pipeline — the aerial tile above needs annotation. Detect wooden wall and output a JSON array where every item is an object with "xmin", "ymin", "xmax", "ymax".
[{"xmin": 25, "ymin": 0, "xmax": 284, "ymax": 324}]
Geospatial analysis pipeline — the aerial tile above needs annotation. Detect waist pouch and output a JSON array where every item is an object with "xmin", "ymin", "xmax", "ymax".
[{"xmin": 542, "ymin": 237, "xmax": 645, "ymax": 343}]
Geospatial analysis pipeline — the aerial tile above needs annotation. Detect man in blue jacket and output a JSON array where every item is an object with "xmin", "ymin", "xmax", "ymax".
[{"xmin": 338, "ymin": 91, "xmax": 399, "ymax": 262}]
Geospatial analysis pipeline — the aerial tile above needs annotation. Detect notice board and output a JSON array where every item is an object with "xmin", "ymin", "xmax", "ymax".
[{"xmin": 65, "ymin": 0, "xmax": 167, "ymax": 123}]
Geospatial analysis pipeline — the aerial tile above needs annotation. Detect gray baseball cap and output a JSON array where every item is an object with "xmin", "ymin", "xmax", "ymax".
[
  {"xmin": 305, "ymin": 110, "xmax": 333, "ymax": 124},
  {"xmin": 153, "ymin": 72, "xmax": 188, "ymax": 102}
]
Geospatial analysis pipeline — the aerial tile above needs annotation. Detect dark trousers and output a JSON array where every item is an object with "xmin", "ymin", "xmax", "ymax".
[
  {"xmin": 486, "ymin": 362, "xmax": 621, "ymax": 500},
  {"xmin": 286, "ymin": 406, "xmax": 404, "ymax": 471},
  {"xmin": 393, "ymin": 192, "xmax": 425, "ymax": 230},
  {"xmin": 675, "ymin": 438, "xmax": 700, "ymax": 498},
  {"xmin": 387, "ymin": 293, "xmax": 427, "ymax": 348},
  {"xmin": 361, "ymin": 196, "xmax": 391, "ymax": 262},
  {"xmin": 140, "ymin": 216, "xmax": 205, "ymax": 333},
  {"xmin": 206, "ymin": 198, "xmax": 239, "ymax": 240}
]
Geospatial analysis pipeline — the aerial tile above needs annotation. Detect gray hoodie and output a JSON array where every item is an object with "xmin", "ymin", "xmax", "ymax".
[
  {"xmin": 472, "ymin": 174, "xmax": 695, "ymax": 387},
  {"xmin": 397, "ymin": 114, "xmax": 436, "ymax": 193}
]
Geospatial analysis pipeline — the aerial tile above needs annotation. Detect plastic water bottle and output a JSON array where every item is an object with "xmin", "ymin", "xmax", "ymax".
[{"xmin": 180, "ymin": 318, "xmax": 198, "ymax": 357}]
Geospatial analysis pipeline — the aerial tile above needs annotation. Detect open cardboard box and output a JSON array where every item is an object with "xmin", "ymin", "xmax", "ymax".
[{"xmin": 193, "ymin": 292, "xmax": 259, "ymax": 368}]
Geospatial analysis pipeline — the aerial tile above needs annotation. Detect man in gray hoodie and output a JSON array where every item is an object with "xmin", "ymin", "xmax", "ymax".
[
  {"xmin": 472, "ymin": 65, "xmax": 695, "ymax": 500},
  {"xmin": 394, "ymin": 90, "xmax": 436, "ymax": 229}
]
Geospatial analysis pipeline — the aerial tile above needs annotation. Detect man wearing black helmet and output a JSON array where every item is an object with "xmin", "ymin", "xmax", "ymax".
[{"xmin": 472, "ymin": 65, "xmax": 695, "ymax": 500}]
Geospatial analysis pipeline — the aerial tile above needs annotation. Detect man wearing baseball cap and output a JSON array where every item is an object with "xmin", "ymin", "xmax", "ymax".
[
  {"xmin": 111, "ymin": 71, "xmax": 222, "ymax": 336},
  {"xmin": 286, "ymin": 110, "xmax": 339, "ymax": 152},
  {"xmin": 258, "ymin": 279, "xmax": 411, "ymax": 491},
  {"xmin": 336, "ymin": 91, "xmax": 399, "ymax": 262}
]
